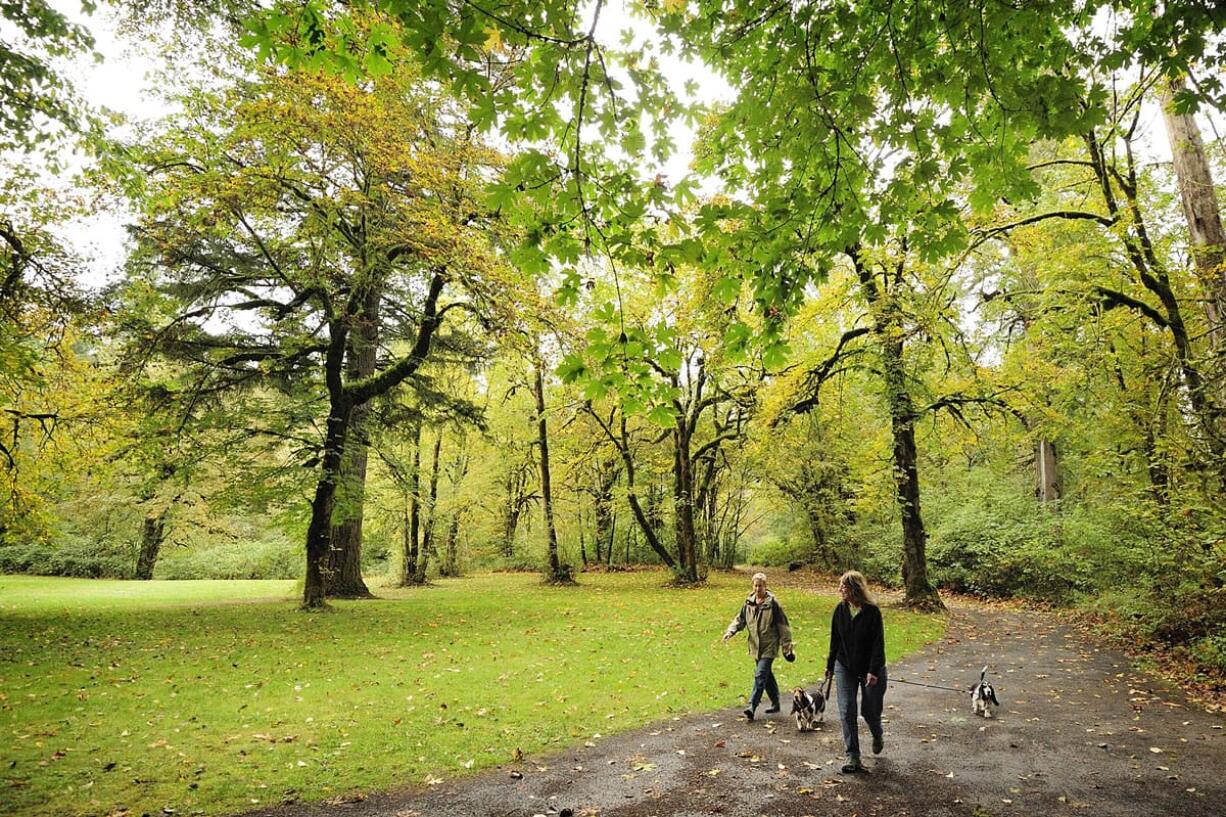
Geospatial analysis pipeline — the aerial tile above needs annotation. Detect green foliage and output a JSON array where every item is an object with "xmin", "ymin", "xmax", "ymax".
[
  {"xmin": 746, "ymin": 539, "xmax": 805, "ymax": 567},
  {"xmin": 0, "ymin": 571, "xmax": 944, "ymax": 817},
  {"xmin": 0, "ymin": 0, "xmax": 96, "ymax": 150},
  {"xmin": 0, "ymin": 535, "xmax": 133, "ymax": 579},
  {"xmin": 1088, "ymin": 583, "xmax": 1226, "ymax": 677},
  {"xmin": 156, "ymin": 535, "xmax": 301, "ymax": 580}
]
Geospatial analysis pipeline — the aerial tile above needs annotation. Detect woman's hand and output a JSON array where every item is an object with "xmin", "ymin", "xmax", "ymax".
[{"xmin": 866, "ymin": 672, "xmax": 878, "ymax": 687}]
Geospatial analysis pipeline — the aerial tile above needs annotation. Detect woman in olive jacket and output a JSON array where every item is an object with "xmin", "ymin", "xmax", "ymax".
[
  {"xmin": 723, "ymin": 572, "xmax": 794, "ymax": 721},
  {"xmin": 824, "ymin": 570, "xmax": 887, "ymax": 773}
]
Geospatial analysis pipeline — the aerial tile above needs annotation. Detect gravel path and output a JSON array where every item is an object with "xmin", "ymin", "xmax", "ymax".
[{"xmin": 251, "ymin": 605, "xmax": 1225, "ymax": 817}]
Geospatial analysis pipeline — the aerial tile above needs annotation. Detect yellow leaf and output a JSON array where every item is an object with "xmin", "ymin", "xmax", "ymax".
[{"xmin": 483, "ymin": 27, "xmax": 501, "ymax": 50}]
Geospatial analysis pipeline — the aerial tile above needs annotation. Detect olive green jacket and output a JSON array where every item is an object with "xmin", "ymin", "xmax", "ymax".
[{"xmin": 724, "ymin": 590, "xmax": 794, "ymax": 660}]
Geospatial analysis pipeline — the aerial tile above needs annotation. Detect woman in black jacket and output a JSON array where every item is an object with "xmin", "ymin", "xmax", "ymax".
[{"xmin": 824, "ymin": 570, "xmax": 887, "ymax": 773}]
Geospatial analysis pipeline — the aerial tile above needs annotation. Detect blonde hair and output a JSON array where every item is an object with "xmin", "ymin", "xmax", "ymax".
[
  {"xmin": 751, "ymin": 572, "xmax": 768, "ymax": 583},
  {"xmin": 839, "ymin": 570, "xmax": 873, "ymax": 606}
]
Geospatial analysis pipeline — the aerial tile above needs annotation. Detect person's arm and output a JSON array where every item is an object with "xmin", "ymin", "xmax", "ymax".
[
  {"xmin": 869, "ymin": 605, "xmax": 886, "ymax": 675},
  {"xmin": 723, "ymin": 602, "xmax": 747, "ymax": 641},
  {"xmin": 775, "ymin": 600, "xmax": 794, "ymax": 657},
  {"xmin": 825, "ymin": 605, "xmax": 841, "ymax": 676}
]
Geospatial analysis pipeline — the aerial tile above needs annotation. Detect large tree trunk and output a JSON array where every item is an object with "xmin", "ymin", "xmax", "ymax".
[
  {"xmin": 1161, "ymin": 80, "xmax": 1226, "ymax": 375},
  {"xmin": 304, "ymin": 397, "xmax": 352, "ymax": 608},
  {"xmin": 400, "ymin": 422, "xmax": 424, "ymax": 586},
  {"xmin": 135, "ymin": 508, "xmax": 169, "ymax": 580},
  {"xmin": 534, "ymin": 361, "xmax": 570, "ymax": 582},
  {"xmin": 325, "ymin": 286, "xmax": 380, "ymax": 599},
  {"xmin": 852, "ymin": 251, "xmax": 943, "ymax": 611},
  {"xmin": 302, "ymin": 273, "xmax": 446, "ymax": 607},
  {"xmin": 880, "ymin": 332, "xmax": 942, "ymax": 609},
  {"xmin": 413, "ymin": 431, "xmax": 442, "ymax": 584}
]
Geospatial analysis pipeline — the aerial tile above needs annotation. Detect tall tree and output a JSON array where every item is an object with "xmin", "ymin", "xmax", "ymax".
[
  {"xmin": 127, "ymin": 51, "xmax": 514, "ymax": 607},
  {"xmin": 1160, "ymin": 78, "xmax": 1226, "ymax": 404}
]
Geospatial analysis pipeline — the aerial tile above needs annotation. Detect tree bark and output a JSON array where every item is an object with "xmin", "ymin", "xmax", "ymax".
[
  {"xmin": 304, "ymin": 396, "xmax": 352, "ymax": 608},
  {"xmin": 1035, "ymin": 439, "xmax": 1060, "ymax": 502},
  {"xmin": 534, "ymin": 360, "xmax": 569, "ymax": 582},
  {"xmin": 135, "ymin": 508, "xmax": 169, "ymax": 580},
  {"xmin": 326, "ymin": 286, "xmax": 381, "ymax": 598},
  {"xmin": 1161, "ymin": 80, "xmax": 1226, "ymax": 372},
  {"xmin": 303, "ymin": 314, "xmax": 353, "ymax": 608}
]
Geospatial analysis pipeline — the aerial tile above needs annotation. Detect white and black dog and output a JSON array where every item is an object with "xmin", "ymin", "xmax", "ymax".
[
  {"xmin": 791, "ymin": 679, "xmax": 829, "ymax": 731},
  {"xmin": 971, "ymin": 666, "xmax": 1000, "ymax": 718}
]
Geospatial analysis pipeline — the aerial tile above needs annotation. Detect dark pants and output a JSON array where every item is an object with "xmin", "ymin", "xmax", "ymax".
[
  {"xmin": 749, "ymin": 657, "xmax": 780, "ymax": 710},
  {"xmin": 834, "ymin": 660, "xmax": 887, "ymax": 762}
]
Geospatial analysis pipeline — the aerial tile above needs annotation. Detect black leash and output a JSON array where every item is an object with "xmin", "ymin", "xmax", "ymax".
[{"xmin": 890, "ymin": 677, "xmax": 967, "ymax": 693}]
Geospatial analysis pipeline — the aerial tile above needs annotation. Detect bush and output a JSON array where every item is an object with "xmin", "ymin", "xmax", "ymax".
[
  {"xmin": 1085, "ymin": 582, "xmax": 1226, "ymax": 677},
  {"xmin": 747, "ymin": 538, "xmax": 809, "ymax": 567},
  {"xmin": 0, "ymin": 535, "xmax": 134, "ymax": 578},
  {"xmin": 157, "ymin": 536, "xmax": 302, "ymax": 580}
]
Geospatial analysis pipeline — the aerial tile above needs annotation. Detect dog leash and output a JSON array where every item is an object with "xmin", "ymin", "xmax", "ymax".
[{"xmin": 890, "ymin": 677, "xmax": 968, "ymax": 693}]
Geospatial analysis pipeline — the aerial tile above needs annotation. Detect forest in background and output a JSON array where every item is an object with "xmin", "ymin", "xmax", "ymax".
[{"xmin": 1, "ymin": 2, "xmax": 1223, "ymax": 681}]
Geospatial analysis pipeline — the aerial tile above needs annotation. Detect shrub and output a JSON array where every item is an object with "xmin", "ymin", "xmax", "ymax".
[
  {"xmin": 0, "ymin": 535, "xmax": 134, "ymax": 578},
  {"xmin": 747, "ymin": 538, "xmax": 809, "ymax": 567},
  {"xmin": 156, "ymin": 536, "xmax": 302, "ymax": 580}
]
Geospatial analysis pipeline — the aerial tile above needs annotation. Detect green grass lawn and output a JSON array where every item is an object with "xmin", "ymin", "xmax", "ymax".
[{"xmin": 0, "ymin": 570, "xmax": 945, "ymax": 817}]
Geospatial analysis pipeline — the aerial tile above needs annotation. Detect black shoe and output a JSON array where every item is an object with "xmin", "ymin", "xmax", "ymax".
[
  {"xmin": 840, "ymin": 760, "xmax": 865, "ymax": 774},
  {"xmin": 872, "ymin": 734, "xmax": 884, "ymax": 755},
  {"xmin": 765, "ymin": 704, "xmax": 781, "ymax": 714},
  {"xmin": 743, "ymin": 708, "xmax": 754, "ymax": 721}
]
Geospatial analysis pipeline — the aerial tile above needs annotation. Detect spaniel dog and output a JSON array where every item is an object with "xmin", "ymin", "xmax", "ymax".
[
  {"xmin": 790, "ymin": 683, "xmax": 828, "ymax": 731},
  {"xmin": 971, "ymin": 666, "xmax": 1000, "ymax": 718}
]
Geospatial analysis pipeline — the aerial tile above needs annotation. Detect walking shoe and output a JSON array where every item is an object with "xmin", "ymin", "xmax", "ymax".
[
  {"xmin": 765, "ymin": 704, "xmax": 781, "ymax": 714},
  {"xmin": 840, "ymin": 760, "xmax": 865, "ymax": 774},
  {"xmin": 872, "ymin": 734, "xmax": 884, "ymax": 754},
  {"xmin": 743, "ymin": 708, "xmax": 754, "ymax": 721}
]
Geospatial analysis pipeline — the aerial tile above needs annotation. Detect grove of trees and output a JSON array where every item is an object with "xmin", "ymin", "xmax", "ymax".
[{"xmin": 1, "ymin": 1, "xmax": 1223, "ymax": 667}]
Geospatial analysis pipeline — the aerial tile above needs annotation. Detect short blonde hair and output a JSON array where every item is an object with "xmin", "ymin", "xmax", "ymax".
[
  {"xmin": 839, "ymin": 570, "xmax": 873, "ymax": 606},
  {"xmin": 751, "ymin": 572, "xmax": 767, "ymax": 584}
]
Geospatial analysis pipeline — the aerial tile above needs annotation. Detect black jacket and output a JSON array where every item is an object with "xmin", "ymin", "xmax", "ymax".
[{"xmin": 825, "ymin": 601, "xmax": 886, "ymax": 679}]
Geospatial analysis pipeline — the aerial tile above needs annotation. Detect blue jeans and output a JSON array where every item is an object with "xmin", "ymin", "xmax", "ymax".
[
  {"xmin": 834, "ymin": 660, "xmax": 887, "ymax": 762},
  {"xmin": 748, "ymin": 657, "xmax": 780, "ymax": 710}
]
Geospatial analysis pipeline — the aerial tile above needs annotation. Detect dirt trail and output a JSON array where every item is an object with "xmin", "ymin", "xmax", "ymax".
[{"xmin": 254, "ymin": 605, "xmax": 1225, "ymax": 817}]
